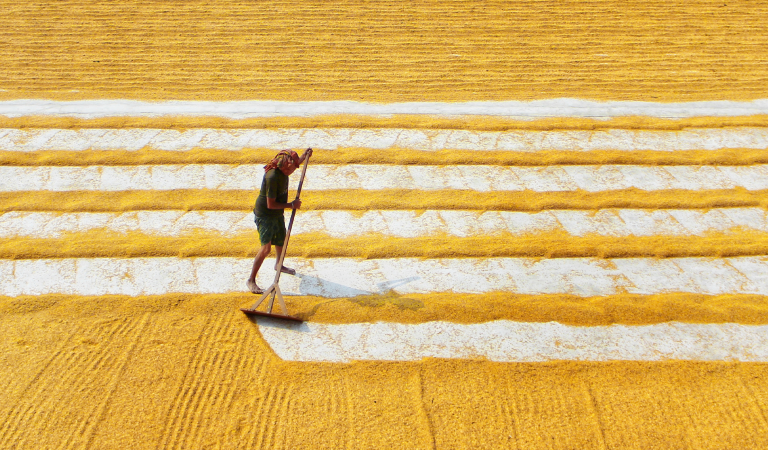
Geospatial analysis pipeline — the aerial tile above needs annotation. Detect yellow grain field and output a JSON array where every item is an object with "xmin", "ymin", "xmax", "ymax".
[
  {"xmin": 1, "ymin": 0, "xmax": 768, "ymax": 102},
  {"xmin": 2, "ymin": 297, "xmax": 768, "ymax": 449},
  {"xmin": 2, "ymin": 1, "xmax": 768, "ymax": 449}
]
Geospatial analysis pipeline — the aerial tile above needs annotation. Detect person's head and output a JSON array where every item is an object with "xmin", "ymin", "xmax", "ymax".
[
  {"xmin": 264, "ymin": 150, "xmax": 300, "ymax": 175},
  {"xmin": 279, "ymin": 154, "xmax": 299, "ymax": 176}
]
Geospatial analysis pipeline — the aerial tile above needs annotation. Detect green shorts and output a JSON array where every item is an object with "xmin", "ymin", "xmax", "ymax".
[{"xmin": 255, "ymin": 214, "xmax": 286, "ymax": 246}]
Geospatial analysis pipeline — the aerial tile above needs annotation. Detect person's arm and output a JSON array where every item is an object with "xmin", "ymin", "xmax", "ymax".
[
  {"xmin": 266, "ymin": 197, "xmax": 301, "ymax": 210},
  {"xmin": 264, "ymin": 166, "xmax": 302, "ymax": 210},
  {"xmin": 297, "ymin": 147, "xmax": 313, "ymax": 165}
]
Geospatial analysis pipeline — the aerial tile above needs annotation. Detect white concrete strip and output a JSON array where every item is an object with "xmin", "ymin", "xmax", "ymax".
[
  {"xmin": 2, "ymin": 208, "xmax": 767, "ymax": 239},
  {"xmin": 3, "ymin": 99, "xmax": 768, "ymax": 119},
  {"xmin": 0, "ymin": 211, "xmax": 258, "ymax": 238},
  {"xmin": 3, "ymin": 164, "xmax": 768, "ymax": 192},
  {"xmin": 2, "ymin": 127, "xmax": 768, "ymax": 152},
  {"xmin": 257, "ymin": 320, "xmax": 768, "ymax": 362},
  {"xmin": 2, "ymin": 257, "xmax": 767, "ymax": 297}
]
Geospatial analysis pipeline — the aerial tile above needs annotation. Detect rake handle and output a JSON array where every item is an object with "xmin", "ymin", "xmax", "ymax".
[{"xmin": 272, "ymin": 149, "xmax": 311, "ymax": 285}]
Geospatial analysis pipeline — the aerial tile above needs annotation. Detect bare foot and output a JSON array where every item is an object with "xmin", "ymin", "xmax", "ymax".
[
  {"xmin": 246, "ymin": 279, "xmax": 263, "ymax": 294},
  {"xmin": 277, "ymin": 266, "xmax": 296, "ymax": 275}
]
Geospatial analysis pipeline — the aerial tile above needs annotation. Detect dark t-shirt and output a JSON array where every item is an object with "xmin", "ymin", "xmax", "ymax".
[{"xmin": 254, "ymin": 168, "xmax": 289, "ymax": 217}]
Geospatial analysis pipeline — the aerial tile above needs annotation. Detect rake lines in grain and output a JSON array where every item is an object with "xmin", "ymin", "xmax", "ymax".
[
  {"xmin": 0, "ymin": 323, "xmax": 83, "ymax": 446},
  {"xmin": 411, "ymin": 370, "xmax": 437, "ymax": 450},
  {"xmin": 246, "ymin": 382, "xmax": 294, "ymax": 450},
  {"xmin": 499, "ymin": 372, "xmax": 524, "ymax": 450},
  {"xmin": 212, "ymin": 327, "xmax": 271, "ymax": 448},
  {"xmin": 74, "ymin": 314, "xmax": 152, "ymax": 450},
  {"xmin": 266, "ymin": 383, "xmax": 295, "ymax": 450},
  {"xmin": 156, "ymin": 312, "xmax": 226, "ymax": 449},
  {"xmin": 581, "ymin": 381, "xmax": 609, "ymax": 450},
  {"xmin": 243, "ymin": 384, "xmax": 278, "ymax": 448},
  {"xmin": 171, "ymin": 323, "xmax": 250, "ymax": 450},
  {"xmin": 7, "ymin": 317, "xmax": 138, "ymax": 449},
  {"xmin": 735, "ymin": 372, "xmax": 768, "ymax": 438}
]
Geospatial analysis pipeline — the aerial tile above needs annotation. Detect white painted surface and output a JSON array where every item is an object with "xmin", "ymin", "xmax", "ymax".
[
  {"xmin": 2, "ymin": 257, "xmax": 767, "ymax": 297},
  {"xmin": 4, "ymin": 99, "xmax": 768, "ymax": 364},
  {"xmin": 0, "ymin": 211, "xmax": 257, "ymax": 238},
  {"xmin": 3, "ymin": 99, "xmax": 768, "ymax": 119},
  {"xmin": 2, "ymin": 127, "xmax": 768, "ymax": 152},
  {"xmin": 257, "ymin": 320, "xmax": 768, "ymax": 362},
  {"xmin": 2, "ymin": 208, "xmax": 766, "ymax": 239},
  {"xmin": 3, "ymin": 164, "xmax": 768, "ymax": 192}
]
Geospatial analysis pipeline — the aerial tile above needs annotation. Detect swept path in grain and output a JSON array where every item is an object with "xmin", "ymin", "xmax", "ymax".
[
  {"xmin": 4, "ymin": 164, "xmax": 768, "ymax": 192},
  {"xmin": 256, "ymin": 320, "xmax": 768, "ymax": 363},
  {"xmin": 3, "ymin": 127, "xmax": 768, "ymax": 152},
  {"xmin": 4, "ymin": 99, "xmax": 768, "ymax": 119},
  {"xmin": 3, "ymin": 256, "xmax": 768, "ymax": 297}
]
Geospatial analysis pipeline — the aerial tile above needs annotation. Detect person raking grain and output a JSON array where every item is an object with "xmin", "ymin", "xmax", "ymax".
[{"xmin": 246, "ymin": 148, "xmax": 313, "ymax": 294}]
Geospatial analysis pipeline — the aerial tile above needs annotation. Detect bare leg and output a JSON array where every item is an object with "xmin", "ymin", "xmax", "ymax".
[
  {"xmin": 247, "ymin": 243, "xmax": 271, "ymax": 293},
  {"xmin": 273, "ymin": 245, "xmax": 296, "ymax": 275}
]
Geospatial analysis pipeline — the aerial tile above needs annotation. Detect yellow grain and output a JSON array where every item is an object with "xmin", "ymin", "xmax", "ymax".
[
  {"xmin": 4, "ymin": 148, "xmax": 768, "ymax": 167},
  {"xmin": 2, "ymin": 0, "xmax": 768, "ymax": 102},
  {"xmin": 3, "ymin": 0, "xmax": 768, "ymax": 446},
  {"xmin": 3, "ymin": 292, "xmax": 767, "ymax": 326},
  {"xmin": 2, "ymin": 188, "xmax": 766, "ymax": 212},
  {"xmin": 0, "ymin": 302, "xmax": 766, "ymax": 448},
  {"xmin": 3, "ymin": 115, "xmax": 768, "ymax": 130},
  {"xmin": 3, "ymin": 230, "xmax": 768, "ymax": 259}
]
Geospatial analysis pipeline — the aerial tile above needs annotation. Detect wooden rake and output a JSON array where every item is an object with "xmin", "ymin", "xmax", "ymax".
[{"xmin": 241, "ymin": 150, "xmax": 311, "ymax": 322}]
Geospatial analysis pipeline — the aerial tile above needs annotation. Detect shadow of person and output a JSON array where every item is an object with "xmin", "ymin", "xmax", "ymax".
[
  {"xmin": 244, "ymin": 273, "xmax": 373, "ymax": 328},
  {"xmin": 375, "ymin": 277, "xmax": 421, "ymax": 293},
  {"xmin": 290, "ymin": 273, "xmax": 373, "ymax": 298},
  {"xmin": 348, "ymin": 291, "xmax": 425, "ymax": 311},
  {"xmin": 291, "ymin": 273, "xmax": 422, "ymax": 299},
  {"xmin": 287, "ymin": 273, "xmax": 425, "ymax": 319}
]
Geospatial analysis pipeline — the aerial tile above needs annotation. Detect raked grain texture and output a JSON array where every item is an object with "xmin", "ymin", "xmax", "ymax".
[
  {"xmin": 4, "ymin": 128, "xmax": 768, "ymax": 448},
  {"xmin": 3, "ymin": 208, "xmax": 766, "ymax": 238},
  {"xmin": 1, "ymin": 0, "xmax": 768, "ymax": 102},
  {"xmin": 3, "ymin": 0, "xmax": 768, "ymax": 448},
  {"xmin": 2, "ymin": 300, "xmax": 768, "ymax": 449}
]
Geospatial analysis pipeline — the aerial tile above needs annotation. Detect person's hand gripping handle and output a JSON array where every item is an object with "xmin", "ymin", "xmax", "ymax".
[{"xmin": 291, "ymin": 147, "xmax": 312, "ymax": 210}]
